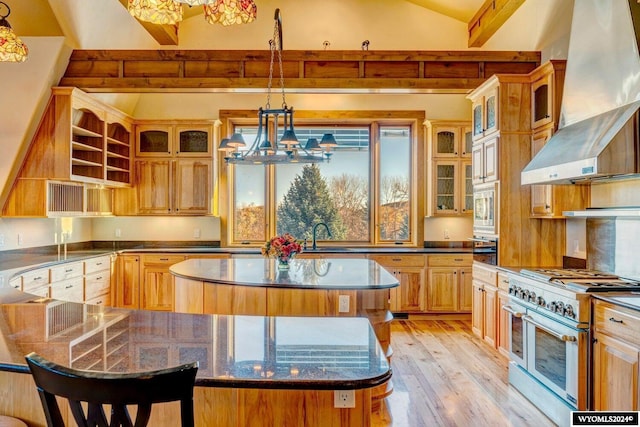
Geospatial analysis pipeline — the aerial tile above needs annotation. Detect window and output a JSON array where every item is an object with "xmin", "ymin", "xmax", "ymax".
[{"xmin": 221, "ymin": 111, "xmax": 423, "ymax": 246}]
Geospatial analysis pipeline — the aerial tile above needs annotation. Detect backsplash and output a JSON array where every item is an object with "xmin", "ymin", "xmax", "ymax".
[{"xmin": 587, "ymin": 218, "xmax": 640, "ymax": 280}]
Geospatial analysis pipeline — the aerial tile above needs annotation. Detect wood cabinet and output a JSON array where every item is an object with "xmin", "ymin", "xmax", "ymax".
[
  {"xmin": 115, "ymin": 255, "xmax": 140, "ymax": 309},
  {"xmin": 140, "ymin": 255, "xmax": 186, "ymax": 311},
  {"xmin": 592, "ymin": 299, "xmax": 640, "ymax": 411},
  {"xmin": 425, "ymin": 254, "xmax": 472, "ymax": 313},
  {"xmin": 135, "ymin": 123, "xmax": 213, "ymax": 158},
  {"xmin": 427, "ymin": 121, "xmax": 473, "ymax": 216},
  {"xmin": 368, "ymin": 255, "xmax": 426, "ymax": 313},
  {"xmin": 2, "ymin": 87, "xmax": 133, "ymax": 217},
  {"xmin": 530, "ymin": 60, "xmax": 565, "ymax": 131},
  {"xmin": 471, "ymin": 135, "xmax": 498, "ymax": 185},
  {"xmin": 135, "ymin": 159, "xmax": 212, "ymax": 215},
  {"xmin": 471, "ymin": 262, "xmax": 499, "ymax": 348},
  {"xmin": 471, "ymin": 84, "xmax": 498, "ymax": 141}
]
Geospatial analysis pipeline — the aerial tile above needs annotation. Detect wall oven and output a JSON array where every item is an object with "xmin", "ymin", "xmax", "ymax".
[{"xmin": 472, "ymin": 182, "xmax": 498, "ymax": 236}]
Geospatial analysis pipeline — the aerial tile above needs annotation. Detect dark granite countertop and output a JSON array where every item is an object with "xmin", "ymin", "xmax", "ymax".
[
  {"xmin": 0, "ymin": 288, "xmax": 390, "ymax": 390},
  {"xmin": 171, "ymin": 257, "xmax": 399, "ymax": 290}
]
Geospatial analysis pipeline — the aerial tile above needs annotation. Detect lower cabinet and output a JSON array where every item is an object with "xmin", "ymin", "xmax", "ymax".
[
  {"xmin": 369, "ymin": 255, "xmax": 426, "ymax": 313},
  {"xmin": 140, "ymin": 255, "xmax": 186, "ymax": 311},
  {"xmin": 115, "ymin": 255, "xmax": 140, "ymax": 309},
  {"xmin": 592, "ymin": 299, "xmax": 640, "ymax": 411},
  {"xmin": 472, "ymin": 262, "xmax": 507, "ymax": 353},
  {"xmin": 426, "ymin": 254, "xmax": 473, "ymax": 313}
]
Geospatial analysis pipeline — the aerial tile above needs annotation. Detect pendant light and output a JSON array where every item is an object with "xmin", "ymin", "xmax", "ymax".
[
  {"xmin": 0, "ymin": 1, "xmax": 28, "ymax": 63},
  {"xmin": 204, "ymin": 0, "xmax": 257, "ymax": 26},
  {"xmin": 128, "ymin": 0, "xmax": 183, "ymax": 25}
]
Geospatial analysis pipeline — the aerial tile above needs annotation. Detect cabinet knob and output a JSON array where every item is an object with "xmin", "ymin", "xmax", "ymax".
[{"xmin": 454, "ymin": 151, "xmax": 458, "ymax": 155}]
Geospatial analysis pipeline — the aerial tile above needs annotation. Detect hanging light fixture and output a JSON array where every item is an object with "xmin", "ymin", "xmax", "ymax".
[
  {"xmin": 0, "ymin": 1, "xmax": 28, "ymax": 63},
  {"xmin": 203, "ymin": 0, "xmax": 257, "ymax": 26},
  {"xmin": 221, "ymin": 9, "xmax": 336, "ymax": 165},
  {"xmin": 128, "ymin": 0, "xmax": 183, "ymax": 25},
  {"xmin": 176, "ymin": 0, "xmax": 215, "ymax": 5}
]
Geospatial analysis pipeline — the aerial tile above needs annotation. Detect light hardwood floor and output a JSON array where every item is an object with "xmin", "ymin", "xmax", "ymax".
[{"xmin": 374, "ymin": 319, "xmax": 557, "ymax": 427}]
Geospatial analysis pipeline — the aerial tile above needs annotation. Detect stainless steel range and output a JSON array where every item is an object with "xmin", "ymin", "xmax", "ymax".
[{"xmin": 505, "ymin": 268, "xmax": 640, "ymax": 426}]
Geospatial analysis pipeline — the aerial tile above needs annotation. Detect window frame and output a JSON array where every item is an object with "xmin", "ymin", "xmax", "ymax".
[{"xmin": 218, "ymin": 110, "xmax": 425, "ymax": 247}]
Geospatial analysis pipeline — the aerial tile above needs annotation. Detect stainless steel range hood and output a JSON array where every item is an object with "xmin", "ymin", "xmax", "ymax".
[{"xmin": 521, "ymin": 0, "xmax": 640, "ymax": 185}]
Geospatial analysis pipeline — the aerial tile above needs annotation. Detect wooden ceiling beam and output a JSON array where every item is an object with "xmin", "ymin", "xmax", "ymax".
[
  {"xmin": 468, "ymin": 0, "xmax": 526, "ymax": 47},
  {"xmin": 118, "ymin": 0, "xmax": 179, "ymax": 46}
]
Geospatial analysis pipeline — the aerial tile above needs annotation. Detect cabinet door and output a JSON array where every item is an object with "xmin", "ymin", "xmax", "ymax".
[
  {"xmin": 175, "ymin": 125, "xmax": 212, "ymax": 157},
  {"xmin": 471, "ymin": 281, "xmax": 484, "ymax": 338},
  {"xmin": 471, "ymin": 143, "xmax": 485, "ymax": 185},
  {"xmin": 531, "ymin": 73, "xmax": 553, "ymax": 129},
  {"xmin": 433, "ymin": 161, "xmax": 458, "ymax": 215},
  {"xmin": 497, "ymin": 290, "xmax": 510, "ymax": 357},
  {"xmin": 458, "ymin": 268, "xmax": 473, "ymax": 312},
  {"xmin": 136, "ymin": 160, "xmax": 172, "ymax": 214},
  {"xmin": 472, "ymin": 101, "xmax": 484, "ymax": 141},
  {"xmin": 395, "ymin": 267, "xmax": 425, "ymax": 312},
  {"xmin": 426, "ymin": 268, "xmax": 457, "ymax": 312},
  {"xmin": 174, "ymin": 159, "xmax": 211, "ymax": 214},
  {"xmin": 530, "ymin": 128, "xmax": 554, "ymax": 216},
  {"xmin": 593, "ymin": 333, "xmax": 640, "ymax": 411},
  {"xmin": 482, "ymin": 136, "xmax": 499, "ymax": 183},
  {"xmin": 140, "ymin": 255, "xmax": 186, "ymax": 311},
  {"xmin": 461, "ymin": 161, "xmax": 473, "ymax": 214},
  {"xmin": 484, "ymin": 87, "xmax": 498, "ymax": 136},
  {"xmin": 115, "ymin": 255, "xmax": 140, "ymax": 309},
  {"xmin": 432, "ymin": 126, "xmax": 459, "ymax": 158},
  {"xmin": 136, "ymin": 125, "xmax": 173, "ymax": 157},
  {"xmin": 483, "ymin": 285, "xmax": 498, "ymax": 347},
  {"xmin": 461, "ymin": 126, "xmax": 472, "ymax": 157}
]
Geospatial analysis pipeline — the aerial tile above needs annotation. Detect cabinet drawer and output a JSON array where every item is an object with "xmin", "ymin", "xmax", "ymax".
[
  {"xmin": 368, "ymin": 255, "xmax": 425, "ymax": 268},
  {"xmin": 594, "ymin": 300, "xmax": 640, "ymax": 346},
  {"xmin": 22, "ymin": 269, "xmax": 50, "ymax": 291},
  {"xmin": 85, "ymin": 255, "xmax": 112, "ymax": 275},
  {"xmin": 25, "ymin": 285, "xmax": 50, "ymax": 298},
  {"xmin": 50, "ymin": 277, "xmax": 84, "ymax": 302},
  {"xmin": 9, "ymin": 276, "xmax": 22, "ymax": 290},
  {"xmin": 428, "ymin": 254, "xmax": 472, "ymax": 267},
  {"xmin": 497, "ymin": 272, "xmax": 510, "ymax": 292},
  {"xmin": 50, "ymin": 262, "xmax": 83, "ymax": 283},
  {"xmin": 141, "ymin": 254, "xmax": 186, "ymax": 265},
  {"xmin": 85, "ymin": 271, "xmax": 111, "ymax": 301},
  {"xmin": 85, "ymin": 293, "xmax": 111, "ymax": 307},
  {"xmin": 472, "ymin": 262, "xmax": 497, "ymax": 285}
]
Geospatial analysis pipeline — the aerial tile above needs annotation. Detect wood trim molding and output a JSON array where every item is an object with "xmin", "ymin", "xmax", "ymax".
[
  {"xmin": 468, "ymin": 0, "xmax": 526, "ymax": 48},
  {"xmin": 58, "ymin": 49, "xmax": 540, "ymax": 93}
]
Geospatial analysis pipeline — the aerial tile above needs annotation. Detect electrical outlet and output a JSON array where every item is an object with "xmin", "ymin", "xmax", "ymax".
[
  {"xmin": 193, "ymin": 228, "xmax": 201, "ymax": 239},
  {"xmin": 334, "ymin": 390, "xmax": 355, "ymax": 408},
  {"xmin": 338, "ymin": 295, "xmax": 350, "ymax": 313},
  {"xmin": 115, "ymin": 229, "xmax": 121, "ymax": 238},
  {"xmin": 443, "ymin": 229, "xmax": 450, "ymax": 240},
  {"xmin": 17, "ymin": 233, "xmax": 23, "ymax": 245}
]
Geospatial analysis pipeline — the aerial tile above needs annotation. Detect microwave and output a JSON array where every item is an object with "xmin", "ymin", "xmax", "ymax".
[{"xmin": 473, "ymin": 182, "xmax": 498, "ymax": 236}]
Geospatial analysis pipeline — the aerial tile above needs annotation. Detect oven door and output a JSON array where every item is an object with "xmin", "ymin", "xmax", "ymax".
[
  {"xmin": 503, "ymin": 300, "xmax": 527, "ymax": 370},
  {"xmin": 522, "ymin": 310, "xmax": 588, "ymax": 409}
]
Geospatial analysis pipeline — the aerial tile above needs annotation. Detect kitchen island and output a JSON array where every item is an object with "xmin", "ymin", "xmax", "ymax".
[{"xmin": 0, "ymin": 287, "xmax": 390, "ymax": 426}]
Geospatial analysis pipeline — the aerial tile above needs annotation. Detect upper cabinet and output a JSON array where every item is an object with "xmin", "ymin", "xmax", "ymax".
[
  {"xmin": 426, "ymin": 121, "xmax": 472, "ymax": 216},
  {"xmin": 2, "ymin": 87, "xmax": 132, "ymax": 217},
  {"xmin": 471, "ymin": 85, "xmax": 498, "ymax": 141},
  {"xmin": 530, "ymin": 60, "xmax": 565, "ymax": 131},
  {"xmin": 136, "ymin": 123, "xmax": 213, "ymax": 158}
]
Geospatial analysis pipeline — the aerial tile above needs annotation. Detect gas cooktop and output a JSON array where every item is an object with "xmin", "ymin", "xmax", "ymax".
[
  {"xmin": 519, "ymin": 268, "xmax": 640, "ymax": 292},
  {"xmin": 519, "ymin": 268, "xmax": 618, "ymax": 281}
]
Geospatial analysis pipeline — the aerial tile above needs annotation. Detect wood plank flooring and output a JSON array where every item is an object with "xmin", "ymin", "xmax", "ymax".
[{"xmin": 373, "ymin": 319, "xmax": 557, "ymax": 427}]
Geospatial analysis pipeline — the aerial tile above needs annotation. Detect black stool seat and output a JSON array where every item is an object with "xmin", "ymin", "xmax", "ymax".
[{"xmin": 25, "ymin": 352, "xmax": 198, "ymax": 427}]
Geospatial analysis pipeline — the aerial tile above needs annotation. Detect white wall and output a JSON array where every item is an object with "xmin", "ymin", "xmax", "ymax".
[
  {"xmin": 0, "ymin": 217, "xmax": 92, "ymax": 251},
  {"xmin": 91, "ymin": 217, "xmax": 221, "ymax": 242}
]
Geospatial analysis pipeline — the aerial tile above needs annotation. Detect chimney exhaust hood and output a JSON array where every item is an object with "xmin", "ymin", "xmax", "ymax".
[{"xmin": 521, "ymin": 0, "xmax": 640, "ymax": 186}]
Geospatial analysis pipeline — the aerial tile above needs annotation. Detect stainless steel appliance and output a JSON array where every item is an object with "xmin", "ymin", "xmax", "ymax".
[
  {"xmin": 472, "ymin": 182, "xmax": 498, "ymax": 236},
  {"xmin": 504, "ymin": 268, "xmax": 640, "ymax": 426},
  {"xmin": 469, "ymin": 236, "xmax": 497, "ymax": 266}
]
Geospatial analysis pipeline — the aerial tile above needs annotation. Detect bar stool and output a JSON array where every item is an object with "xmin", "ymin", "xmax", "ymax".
[
  {"xmin": 25, "ymin": 352, "xmax": 198, "ymax": 427},
  {"xmin": 0, "ymin": 416, "xmax": 28, "ymax": 427}
]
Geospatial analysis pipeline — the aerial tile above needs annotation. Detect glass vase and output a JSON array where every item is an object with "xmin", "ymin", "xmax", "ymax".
[{"xmin": 277, "ymin": 257, "xmax": 290, "ymax": 271}]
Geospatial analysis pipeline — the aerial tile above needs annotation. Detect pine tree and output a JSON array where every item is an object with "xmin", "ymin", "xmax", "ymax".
[{"xmin": 277, "ymin": 164, "xmax": 346, "ymax": 240}]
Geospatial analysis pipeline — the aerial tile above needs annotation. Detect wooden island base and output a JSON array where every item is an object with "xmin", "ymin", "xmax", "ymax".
[{"xmin": 0, "ymin": 370, "xmax": 374, "ymax": 427}]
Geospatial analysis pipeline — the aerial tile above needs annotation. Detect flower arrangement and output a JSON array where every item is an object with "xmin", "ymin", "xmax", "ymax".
[{"xmin": 261, "ymin": 233, "xmax": 303, "ymax": 264}]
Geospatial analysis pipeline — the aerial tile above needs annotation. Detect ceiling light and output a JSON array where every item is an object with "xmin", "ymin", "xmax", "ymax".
[
  {"xmin": 128, "ymin": 0, "xmax": 183, "ymax": 25},
  {"xmin": 176, "ymin": 0, "xmax": 216, "ymax": 4},
  {"xmin": 204, "ymin": 0, "xmax": 257, "ymax": 26},
  {"xmin": 221, "ymin": 9, "xmax": 336, "ymax": 166},
  {"xmin": 0, "ymin": 1, "xmax": 28, "ymax": 63}
]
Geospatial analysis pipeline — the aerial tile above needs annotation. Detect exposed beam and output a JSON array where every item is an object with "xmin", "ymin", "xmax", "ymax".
[
  {"xmin": 58, "ymin": 49, "xmax": 540, "ymax": 93},
  {"xmin": 468, "ymin": 0, "xmax": 526, "ymax": 47},
  {"xmin": 118, "ymin": 0, "xmax": 179, "ymax": 46}
]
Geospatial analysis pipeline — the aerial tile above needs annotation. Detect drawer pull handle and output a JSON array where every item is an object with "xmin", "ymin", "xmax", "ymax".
[
  {"xmin": 160, "ymin": 258, "xmax": 169, "ymax": 261},
  {"xmin": 65, "ymin": 285, "xmax": 74, "ymax": 289},
  {"xmin": 95, "ymin": 300, "xmax": 102, "ymax": 304},
  {"xmin": 609, "ymin": 317, "xmax": 624, "ymax": 324},
  {"xmin": 34, "ymin": 277, "xmax": 42, "ymax": 281},
  {"xmin": 65, "ymin": 269, "xmax": 73, "ymax": 273},
  {"xmin": 96, "ymin": 276, "xmax": 103, "ymax": 280},
  {"xmin": 454, "ymin": 258, "xmax": 463, "ymax": 261},
  {"xmin": 96, "ymin": 262, "xmax": 102, "ymax": 266},
  {"xmin": 392, "ymin": 258, "xmax": 401, "ymax": 262}
]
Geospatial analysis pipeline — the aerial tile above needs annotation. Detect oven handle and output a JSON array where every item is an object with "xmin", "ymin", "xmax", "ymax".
[
  {"xmin": 522, "ymin": 315, "xmax": 577, "ymax": 342},
  {"xmin": 502, "ymin": 305, "xmax": 524, "ymax": 317}
]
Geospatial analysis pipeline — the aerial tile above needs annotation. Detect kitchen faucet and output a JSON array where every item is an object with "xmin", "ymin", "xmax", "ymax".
[{"xmin": 312, "ymin": 222, "xmax": 332, "ymax": 250}]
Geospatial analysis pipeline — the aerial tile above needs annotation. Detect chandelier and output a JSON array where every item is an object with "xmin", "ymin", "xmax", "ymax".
[
  {"xmin": 128, "ymin": 0, "xmax": 256, "ymax": 26},
  {"xmin": 220, "ymin": 9, "xmax": 337, "ymax": 165},
  {"xmin": 0, "ymin": 1, "xmax": 28, "ymax": 63}
]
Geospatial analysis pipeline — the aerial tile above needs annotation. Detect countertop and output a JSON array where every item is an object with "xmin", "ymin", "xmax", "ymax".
[
  {"xmin": 0, "ymin": 288, "xmax": 390, "ymax": 390},
  {"xmin": 170, "ymin": 257, "xmax": 399, "ymax": 290},
  {"xmin": 592, "ymin": 293, "xmax": 640, "ymax": 312}
]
